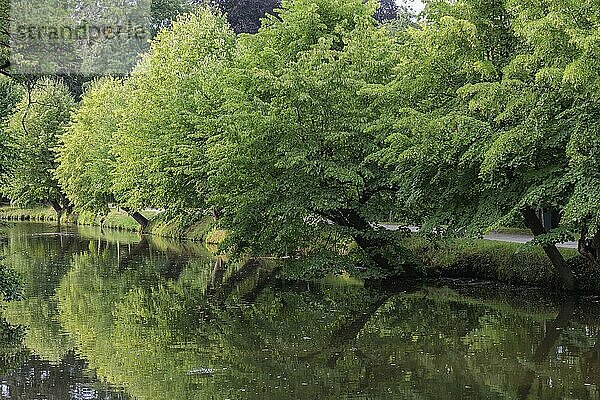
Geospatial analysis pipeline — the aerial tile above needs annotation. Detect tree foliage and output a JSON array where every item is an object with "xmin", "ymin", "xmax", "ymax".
[
  {"xmin": 2, "ymin": 79, "xmax": 74, "ymax": 211},
  {"xmin": 208, "ymin": 0, "xmax": 280, "ymax": 33},
  {"xmin": 55, "ymin": 77, "xmax": 125, "ymax": 213},
  {"xmin": 205, "ymin": 0, "xmax": 415, "ymax": 276},
  {"xmin": 209, "ymin": 0, "xmax": 405, "ymax": 34},
  {"xmin": 0, "ymin": 0, "xmax": 9, "ymax": 77},
  {"xmin": 375, "ymin": 0, "xmax": 600, "ymax": 287},
  {"xmin": 0, "ymin": 77, "xmax": 22, "ymax": 179},
  {"xmin": 112, "ymin": 8, "xmax": 236, "ymax": 212},
  {"xmin": 374, "ymin": 0, "xmax": 398, "ymax": 22}
]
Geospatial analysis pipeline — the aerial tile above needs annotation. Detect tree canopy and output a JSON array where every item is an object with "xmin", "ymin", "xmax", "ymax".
[
  {"xmin": 205, "ymin": 0, "xmax": 416, "ymax": 276},
  {"xmin": 112, "ymin": 8, "xmax": 236, "ymax": 212},
  {"xmin": 2, "ymin": 79, "xmax": 73, "ymax": 212},
  {"xmin": 55, "ymin": 77, "xmax": 125, "ymax": 213},
  {"xmin": 2, "ymin": 0, "xmax": 600, "ymax": 285},
  {"xmin": 372, "ymin": 0, "xmax": 600, "ymax": 287}
]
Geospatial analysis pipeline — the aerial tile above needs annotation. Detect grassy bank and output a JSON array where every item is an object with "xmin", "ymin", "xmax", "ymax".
[
  {"xmin": 144, "ymin": 212, "xmax": 216, "ymax": 241},
  {"xmin": 0, "ymin": 206, "xmax": 215, "ymax": 241},
  {"xmin": 404, "ymin": 236, "xmax": 585, "ymax": 291},
  {"xmin": 0, "ymin": 206, "xmax": 153, "ymax": 229},
  {"xmin": 0, "ymin": 206, "xmax": 66, "ymax": 223},
  {"xmin": 1, "ymin": 206, "xmax": 593, "ymax": 291}
]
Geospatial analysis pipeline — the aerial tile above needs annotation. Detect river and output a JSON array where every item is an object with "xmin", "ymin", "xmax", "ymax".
[{"xmin": 0, "ymin": 222, "xmax": 599, "ymax": 400}]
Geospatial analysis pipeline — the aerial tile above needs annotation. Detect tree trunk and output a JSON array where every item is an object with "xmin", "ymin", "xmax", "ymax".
[
  {"xmin": 130, "ymin": 211, "xmax": 149, "ymax": 230},
  {"xmin": 354, "ymin": 234, "xmax": 395, "ymax": 270},
  {"xmin": 517, "ymin": 297, "xmax": 574, "ymax": 399},
  {"xmin": 49, "ymin": 199, "xmax": 62, "ymax": 214},
  {"xmin": 578, "ymin": 223, "xmax": 600, "ymax": 268},
  {"xmin": 121, "ymin": 207, "xmax": 149, "ymax": 230},
  {"xmin": 242, "ymin": 265, "xmax": 282, "ymax": 303},
  {"xmin": 211, "ymin": 257, "xmax": 226, "ymax": 287},
  {"xmin": 522, "ymin": 207, "xmax": 575, "ymax": 291},
  {"xmin": 212, "ymin": 207, "xmax": 222, "ymax": 221},
  {"xmin": 582, "ymin": 329, "xmax": 600, "ymax": 390},
  {"xmin": 59, "ymin": 192, "xmax": 73, "ymax": 213},
  {"xmin": 319, "ymin": 209, "xmax": 398, "ymax": 271}
]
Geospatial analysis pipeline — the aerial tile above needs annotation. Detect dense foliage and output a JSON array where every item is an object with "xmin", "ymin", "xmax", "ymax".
[
  {"xmin": 2, "ymin": 79, "xmax": 73, "ymax": 212},
  {"xmin": 0, "ymin": 0, "xmax": 9, "ymax": 77},
  {"xmin": 209, "ymin": 0, "xmax": 401, "ymax": 34},
  {"xmin": 55, "ymin": 77, "xmax": 125, "ymax": 213},
  {"xmin": 0, "ymin": 77, "xmax": 22, "ymax": 179},
  {"xmin": 376, "ymin": 0, "xmax": 600, "ymax": 287},
  {"xmin": 206, "ymin": 0, "xmax": 413, "ymax": 276},
  {"xmin": 112, "ymin": 9, "xmax": 235, "ymax": 213},
  {"xmin": 2, "ymin": 0, "xmax": 600, "ymax": 285}
]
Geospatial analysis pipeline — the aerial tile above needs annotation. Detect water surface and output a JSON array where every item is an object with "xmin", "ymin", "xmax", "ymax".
[{"xmin": 0, "ymin": 222, "xmax": 599, "ymax": 400}]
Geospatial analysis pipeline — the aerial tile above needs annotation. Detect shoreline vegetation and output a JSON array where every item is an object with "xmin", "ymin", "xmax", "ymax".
[
  {"xmin": 2, "ymin": 1, "xmax": 600, "ymax": 293},
  {"xmin": 2, "ymin": 206, "xmax": 594, "ymax": 293},
  {"xmin": 0, "ymin": 206, "xmax": 217, "ymax": 242}
]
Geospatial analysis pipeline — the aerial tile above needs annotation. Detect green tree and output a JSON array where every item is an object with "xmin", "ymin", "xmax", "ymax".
[
  {"xmin": 452, "ymin": 0, "xmax": 600, "ymax": 286},
  {"xmin": 377, "ymin": 0, "xmax": 575, "ymax": 284},
  {"xmin": 504, "ymin": 0, "xmax": 600, "ymax": 270},
  {"xmin": 55, "ymin": 77, "xmax": 125, "ymax": 214},
  {"xmin": 380, "ymin": 0, "xmax": 600, "ymax": 289},
  {"xmin": 207, "ymin": 0, "xmax": 404, "ymax": 34},
  {"xmin": 377, "ymin": 9, "xmax": 490, "ymax": 230},
  {"xmin": 0, "ymin": 76, "xmax": 21, "ymax": 120},
  {"xmin": 0, "ymin": 76, "xmax": 22, "ymax": 179},
  {"xmin": 0, "ymin": 0, "xmax": 10, "ymax": 77},
  {"xmin": 2, "ymin": 78, "xmax": 74, "ymax": 212},
  {"xmin": 112, "ymin": 8, "xmax": 236, "ymax": 214},
  {"xmin": 207, "ymin": 0, "xmax": 412, "ymax": 277}
]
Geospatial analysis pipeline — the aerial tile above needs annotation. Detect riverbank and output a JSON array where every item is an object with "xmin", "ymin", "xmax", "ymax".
[
  {"xmin": 1, "ymin": 206, "xmax": 592, "ymax": 292},
  {"xmin": 0, "ymin": 206, "xmax": 216, "ymax": 241},
  {"xmin": 403, "ymin": 237, "xmax": 597, "ymax": 292}
]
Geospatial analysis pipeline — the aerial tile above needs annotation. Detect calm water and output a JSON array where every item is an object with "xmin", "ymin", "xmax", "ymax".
[{"xmin": 0, "ymin": 223, "xmax": 600, "ymax": 400}]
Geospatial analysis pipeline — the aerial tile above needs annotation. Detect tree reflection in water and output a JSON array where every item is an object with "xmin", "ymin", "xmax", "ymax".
[{"xmin": 2, "ymin": 223, "xmax": 600, "ymax": 399}]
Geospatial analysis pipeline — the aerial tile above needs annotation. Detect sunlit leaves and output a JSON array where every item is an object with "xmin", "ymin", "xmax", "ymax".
[
  {"xmin": 113, "ymin": 8, "xmax": 236, "ymax": 211},
  {"xmin": 206, "ymin": 0, "xmax": 407, "ymax": 272},
  {"xmin": 55, "ymin": 77, "xmax": 125, "ymax": 213}
]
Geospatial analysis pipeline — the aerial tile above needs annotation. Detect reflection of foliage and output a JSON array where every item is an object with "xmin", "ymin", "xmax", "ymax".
[
  {"xmin": 0, "ymin": 262, "xmax": 22, "ymax": 301},
  {"xmin": 4, "ymin": 223, "xmax": 600, "ymax": 399},
  {"xmin": 52, "ymin": 247, "xmax": 600, "ymax": 400},
  {"xmin": 0, "ymin": 230, "xmax": 28, "ymax": 374},
  {"xmin": 0, "ymin": 223, "xmax": 144, "ymax": 363},
  {"xmin": 4, "ymin": 296, "xmax": 75, "ymax": 363},
  {"xmin": 56, "ymin": 261, "xmax": 600, "ymax": 400},
  {"xmin": 1, "ymin": 224, "xmax": 89, "ymax": 362},
  {"xmin": 0, "ymin": 318, "xmax": 28, "ymax": 376},
  {"xmin": 56, "ymin": 244, "xmax": 218, "ymax": 399},
  {"xmin": 76, "ymin": 224, "xmax": 143, "ymax": 244},
  {"xmin": 58, "ymin": 262, "xmax": 399, "ymax": 399}
]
